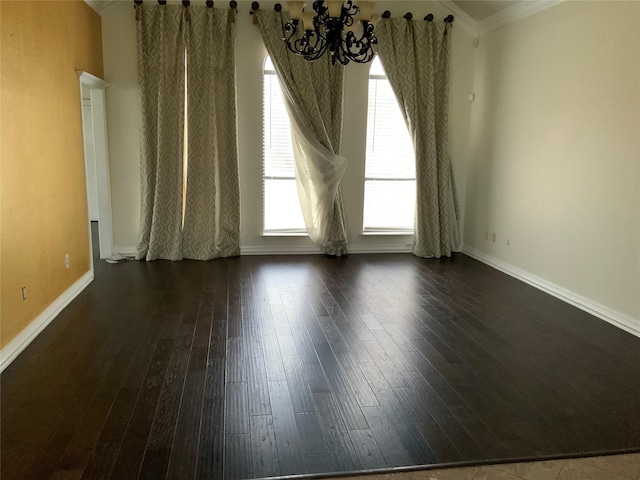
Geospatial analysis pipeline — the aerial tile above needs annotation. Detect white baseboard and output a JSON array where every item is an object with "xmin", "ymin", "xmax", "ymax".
[
  {"xmin": 114, "ymin": 245, "xmax": 137, "ymax": 256},
  {"xmin": 241, "ymin": 245, "xmax": 323, "ymax": 255},
  {"xmin": 462, "ymin": 245, "xmax": 640, "ymax": 338},
  {"xmin": 0, "ymin": 270, "xmax": 94, "ymax": 373},
  {"xmin": 118, "ymin": 244, "xmax": 413, "ymax": 256},
  {"xmin": 349, "ymin": 244, "xmax": 412, "ymax": 254},
  {"xmin": 241, "ymin": 244, "xmax": 413, "ymax": 255}
]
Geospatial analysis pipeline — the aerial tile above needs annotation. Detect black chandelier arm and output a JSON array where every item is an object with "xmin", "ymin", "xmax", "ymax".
[
  {"xmin": 312, "ymin": 1, "xmax": 328, "ymax": 15},
  {"xmin": 343, "ymin": 0, "xmax": 359, "ymax": 19},
  {"xmin": 284, "ymin": 21, "xmax": 328, "ymax": 61},
  {"xmin": 277, "ymin": 3, "xmax": 453, "ymax": 65},
  {"xmin": 340, "ymin": 30, "xmax": 376, "ymax": 64}
]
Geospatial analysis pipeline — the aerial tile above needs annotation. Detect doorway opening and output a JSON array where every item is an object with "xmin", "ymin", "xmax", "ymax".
[{"xmin": 78, "ymin": 71, "xmax": 114, "ymax": 261}]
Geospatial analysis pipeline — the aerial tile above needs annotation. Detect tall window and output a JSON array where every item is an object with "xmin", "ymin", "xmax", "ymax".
[
  {"xmin": 262, "ymin": 55, "xmax": 306, "ymax": 233},
  {"xmin": 363, "ymin": 56, "xmax": 415, "ymax": 233}
]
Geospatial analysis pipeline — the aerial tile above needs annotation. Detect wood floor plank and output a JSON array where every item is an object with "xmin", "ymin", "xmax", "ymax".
[
  {"xmin": 3, "ymin": 248, "xmax": 640, "ymax": 480},
  {"xmin": 361, "ymin": 338, "xmax": 409, "ymax": 389},
  {"xmin": 294, "ymin": 412, "xmax": 330, "ymax": 458},
  {"xmin": 262, "ymin": 335, "xmax": 287, "ymax": 382},
  {"xmin": 249, "ymin": 415, "xmax": 281, "ymax": 478},
  {"xmin": 359, "ymin": 361, "xmax": 409, "ymax": 427},
  {"xmin": 108, "ymin": 312, "xmax": 184, "ymax": 479},
  {"xmin": 282, "ymin": 355, "xmax": 315, "ymax": 414},
  {"xmin": 348, "ymin": 429, "xmax": 387, "ymax": 470},
  {"xmin": 247, "ymin": 355, "xmax": 272, "ymax": 416},
  {"xmin": 334, "ymin": 351, "xmax": 379, "ymax": 407},
  {"xmin": 138, "ymin": 320, "xmax": 195, "ymax": 480},
  {"xmin": 267, "ymin": 380, "xmax": 308, "ymax": 475},
  {"xmin": 303, "ymin": 363, "xmax": 331, "ymax": 394},
  {"xmin": 288, "ymin": 314, "xmax": 321, "ymax": 366},
  {"xmin": 311, "ymin": 392, "xmax": 362, "ymax": 472},
  {"xmin": 402, "ymin": 371, "xmax": 484, "ymax": 460},
  {"xmin": 225, "ymin": 434, "xmax": 251, "ymax": 480},
  {"xmin": 81, "ymin": 293, "xmax": 174, "ymax": 480},
  {"xmin": 166, "ymin": 291, "xmax": 216, "ymax": 480},
  {"xmin": 226, "ymin": 337, "xmax": 246, "ymax": 383},
  {"xmin": 314, "ymin": 343, "xmax": 369, "ymax": 430},
  {"xmin": 330, "ymin": 316, "xmax": 375, "ymax": 364},
  {"xmin": 41, "ymin": 293, "xmax": 164, "ymax": 480},
  {"xmin": 360, "ymin": 406, "xmax": 413, "ymax": 467},
  {"xmin": 226, "ymin": 382, "xmax": 249, "ymax": 435},
  {"xmin": 393, "ymin": 421, "xmax": 439, "ymax": 465},
  {"xmin": 196, "ymin": 357, "xmax": 225, "ymax": 479}
]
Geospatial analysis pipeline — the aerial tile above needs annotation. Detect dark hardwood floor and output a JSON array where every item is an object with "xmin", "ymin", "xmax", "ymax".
[{"xmin": 2, "ymin": 226, "xmax": 639, "ymax": 479}]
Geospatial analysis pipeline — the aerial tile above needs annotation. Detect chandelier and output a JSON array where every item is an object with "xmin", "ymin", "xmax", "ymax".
[{"xmin": 283, "ymin": 1, "xmax": 380, "ymax": 65}]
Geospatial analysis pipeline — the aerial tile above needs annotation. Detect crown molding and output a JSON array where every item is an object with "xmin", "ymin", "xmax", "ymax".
[
  {"xmin": 84, "ymin": 0, "xmax": 121, "ymax": 16},
  {"xmin": 477, "ymin": 0, "xmax": 566, "ymax": 36},
  {"xmin": 434, "ymin": 0, "xmax": 478, "ymax": 35},
  {"xmin": 84, "ymin": 0, "xmax": 104, "ymax": 15}
]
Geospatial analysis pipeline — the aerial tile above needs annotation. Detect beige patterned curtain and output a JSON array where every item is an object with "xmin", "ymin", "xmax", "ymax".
[
  {"xmin": 256, "ymin": 10, "xmax": 349, "ymax": 256},
  {"xmin": 182, "ymin": 7, "xmax": 240, "ymax": 259},
  {"xmin": 376, "ymin": 19, "xmax": 459, "ymax": 258},
  {"xmin": 136, "ymin": 5, "xmax": 239, "ymax": 261},
  {"xmin": 135, "ymin": 5, "xmax": 186, "ymax": 261}
]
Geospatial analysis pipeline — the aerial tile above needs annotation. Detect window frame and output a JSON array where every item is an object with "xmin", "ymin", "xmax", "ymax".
[
  {"xmin": 262, "ymin": 56, "xmax": 307, "ymax": 236},
  {"xmin": 362, "ymin": 58, "xmax": 416, "ymax": 235}
]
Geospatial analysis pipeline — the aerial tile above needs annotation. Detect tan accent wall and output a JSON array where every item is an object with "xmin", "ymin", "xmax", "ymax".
[{"xmin": 1, "ymin": 1, "xmax": 104, "ymax": 348}]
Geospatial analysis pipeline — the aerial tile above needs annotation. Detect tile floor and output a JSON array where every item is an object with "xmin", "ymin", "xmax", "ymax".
[{"xmin": 319, "ymin": 453, "xmax": 640, "ymax": 480}]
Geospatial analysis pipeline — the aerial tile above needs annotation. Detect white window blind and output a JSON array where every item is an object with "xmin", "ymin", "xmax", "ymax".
[
  {"xmin": 363, "ymin": 56, "xmax": 416, "ymax": 233},
  {"xmin": 263, "ymin": 56, "xmax": 306, "ymax": 233}
]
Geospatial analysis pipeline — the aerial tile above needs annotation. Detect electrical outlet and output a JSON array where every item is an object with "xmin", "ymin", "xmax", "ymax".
[
  {"xmin": 21, "ymin": 287, "xmax": 27, "ymax": 301},
  {"xmin": 65, "ymin": 254, "xmax": 70, "ymax": 269},
  {"xmin": 506, "ymin": 239, "xmax": 511, "ymax": 246},
  {"xmin": 405, "ymin": 243, "xmax": 412, "ymax": 248},
  {"xmin": 491, "ymin": 233, "xmax": 496, "ymax": 243}
]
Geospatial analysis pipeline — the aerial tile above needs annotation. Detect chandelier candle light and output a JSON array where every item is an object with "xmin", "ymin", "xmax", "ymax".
[{"xmin": 284, "ymin": 1, "xmax": 380, "ymax": 65}]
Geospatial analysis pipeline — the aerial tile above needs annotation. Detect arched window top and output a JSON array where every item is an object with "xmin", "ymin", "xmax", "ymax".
[
  {"xmin": 369, "ymin": 55, "xmax": 386, "ymax": 77},
  {"xmin": 264, "ymin": 54, "xmax": 275, "ymax": 73},
  {"xmin": 363, "ymin": 53, "xmax": 414, "ymax": 233}
]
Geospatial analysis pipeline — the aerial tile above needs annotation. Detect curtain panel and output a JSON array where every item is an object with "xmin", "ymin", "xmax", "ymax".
[
  {"xmin": 135, "ymin": 5, "xmax": 240, "ymax": 261},
  {"xmin": 256, "ymin": 10, "xmax": 349, "ymax": 256},
  {"xmin": 182, "ymin": 7, "xmax": 240, "ymax": 260},
  {"xmin": 376, "ymin": 18, "xmax": 460, "ymax": 258},
  {"xmin": 135, "ymin": 5, "xmax": 186, "ymax": 261}
]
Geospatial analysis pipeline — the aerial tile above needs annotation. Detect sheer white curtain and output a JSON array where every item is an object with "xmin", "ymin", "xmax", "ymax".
[
  {"xmin": 256, "ymin": 10, "xmax": 349, "ymax": 256},
  {"xmin": 376, "ymin": 18, "xmax": 460, "ymax": 258}
]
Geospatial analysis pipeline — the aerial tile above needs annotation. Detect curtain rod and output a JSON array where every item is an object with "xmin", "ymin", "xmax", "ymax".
[
  {"xmin": 249, "ymin": 2, "xmax": 454, "ymax": 23},
  {"xmin": 133, "ymin": 0, "xmax": 238, "ymax": 8}
]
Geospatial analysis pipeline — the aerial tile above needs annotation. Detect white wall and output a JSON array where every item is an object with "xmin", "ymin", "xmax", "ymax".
[
  {"xmin": 101, "ymin": 0, "xmax": 475, "ymax": 254},
  {"xmin": 464, "ymin": 1, "xmax": 640, "ymax": 330},
  {"xmin": 102, "ymin": 3, "xmax": 142, "ymax": 253},
  {"xmin": 81, "ymin": 91, "xmax": 100, "ymax": 221}
]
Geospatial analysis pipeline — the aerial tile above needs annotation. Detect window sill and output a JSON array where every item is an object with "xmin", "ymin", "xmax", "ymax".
[
  {"xmin": 361, "ymin": 231, "xmax": 413, "ymax": 236},
  {"xmin": 262, "ymin": 231, "xmax": 309, "ymax": 237}
]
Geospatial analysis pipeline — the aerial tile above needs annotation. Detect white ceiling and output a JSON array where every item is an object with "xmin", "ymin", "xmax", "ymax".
[{"xmin": 451, "ymin": 0, "xmax": 523, "ymax": 22}]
